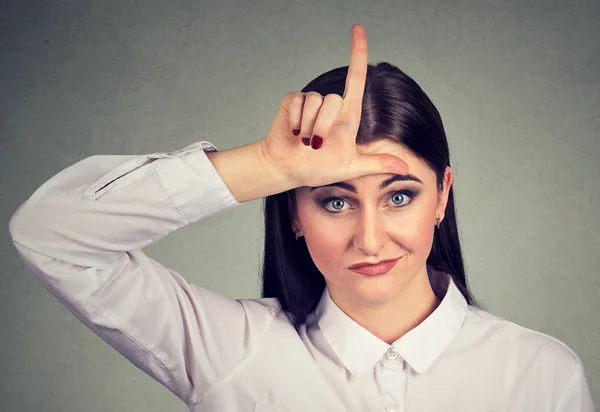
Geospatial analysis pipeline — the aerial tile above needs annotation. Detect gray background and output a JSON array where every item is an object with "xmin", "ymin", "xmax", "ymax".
[{"xmin": 2, "ymin": 0, "xmax": 598, "ymax": 410}]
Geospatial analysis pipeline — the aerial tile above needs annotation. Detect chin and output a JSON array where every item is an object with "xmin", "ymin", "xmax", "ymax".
[{"xmin": 346, "ymin": 277, "xmax": 399, "ymax": 305}]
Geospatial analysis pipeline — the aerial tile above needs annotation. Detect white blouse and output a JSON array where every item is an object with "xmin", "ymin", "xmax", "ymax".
[{"xmin": 9, "ymin": 141, "xmax": 594, "ymax": 412}]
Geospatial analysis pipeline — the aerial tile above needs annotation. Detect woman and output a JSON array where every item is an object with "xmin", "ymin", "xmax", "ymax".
[{"xmin": 9, "ymin": 24, "xmax": 593, "ymax": 411}]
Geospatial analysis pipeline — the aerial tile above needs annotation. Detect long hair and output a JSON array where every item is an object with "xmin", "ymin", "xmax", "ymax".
[{"xmin": 261, "ymin": 62, "xmax": 480, "ymax": 329}]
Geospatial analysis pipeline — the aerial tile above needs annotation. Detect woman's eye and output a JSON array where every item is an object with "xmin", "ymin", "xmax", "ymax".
[
  {"xmin": 324, "ymin": 198, "xmax": 347, "ymax": 212},
  {"xmin": 388, "ymin": 192, "xmax": 411, "ymax": 206}
]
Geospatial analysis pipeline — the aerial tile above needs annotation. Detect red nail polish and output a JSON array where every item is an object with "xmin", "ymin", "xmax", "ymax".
[
  {"xmin": 311, "ymin": 135, "xmax": 323, "ymax": 149},
  {"xmin": 293, "ymin": 129, "xmax": 300, "ymax": 136},
  {"xmin": 302, "ymin": 138, "xmax": 311, "ymax": 146}
]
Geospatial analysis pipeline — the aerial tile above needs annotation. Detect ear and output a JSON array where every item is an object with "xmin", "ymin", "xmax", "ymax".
[
  {"xmin": 286, "ymin": 190, "xmax": 301, "ymax": 233},
  {"xmin": 436, "ymin": 166, "xmax": 453, "ymax": 222}
]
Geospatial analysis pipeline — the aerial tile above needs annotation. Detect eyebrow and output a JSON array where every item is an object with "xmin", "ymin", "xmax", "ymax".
[{"xmin": 309, "ymin": 174, "xmax": 424, "ymax": 193}]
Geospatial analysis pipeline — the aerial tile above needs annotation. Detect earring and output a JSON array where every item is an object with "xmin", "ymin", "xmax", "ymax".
[
  {"xmin": 435, "ymin": 217, "xmax": 441, "ymax": 229},
  {"xmin": 294, "ymin": 230, "xmax": 302, "ymax": 240}
]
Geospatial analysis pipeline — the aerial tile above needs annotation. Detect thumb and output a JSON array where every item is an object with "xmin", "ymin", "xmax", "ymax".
[{"xmin": 352, "ymin": 153, "xmax": 409, "ymax": 177}]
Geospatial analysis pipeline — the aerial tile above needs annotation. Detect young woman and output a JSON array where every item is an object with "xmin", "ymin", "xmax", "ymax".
[{"xmin": 9, "ymin": 24, "xmax": 594, "ymax": 411}]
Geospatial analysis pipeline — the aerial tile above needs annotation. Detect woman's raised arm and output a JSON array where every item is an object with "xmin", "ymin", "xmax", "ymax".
[{"xmin": 8, "ymin": 140, "xmax": 281, "ymax": 407}]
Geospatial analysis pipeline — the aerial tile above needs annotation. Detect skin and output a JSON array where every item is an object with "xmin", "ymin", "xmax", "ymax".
[{"xmin": 291, "ymin": 138, "xmax": 454, "ymax": 344}]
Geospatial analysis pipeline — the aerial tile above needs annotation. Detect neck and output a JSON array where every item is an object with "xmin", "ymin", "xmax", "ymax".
[{"xmin": 334, "ymin": 266, "xmax": 441, "ymax": 344}]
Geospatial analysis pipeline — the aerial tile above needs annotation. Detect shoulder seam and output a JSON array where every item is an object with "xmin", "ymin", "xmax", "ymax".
[
  {"xmin": 467, "ymin": 308, "xmax": 581, "ymax": 362},
  {"xmin": 468, "ymin": 308, "xmax": 585, "ymax": 411},
  {"xmin": 550, "ymin": 359, "xmax": 584, "ymax": 412}
]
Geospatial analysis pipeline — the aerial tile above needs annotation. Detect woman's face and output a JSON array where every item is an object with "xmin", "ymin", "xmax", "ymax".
[{"xmin": 292, "ymin": 139, "xmax": 453, "ymax": 308}]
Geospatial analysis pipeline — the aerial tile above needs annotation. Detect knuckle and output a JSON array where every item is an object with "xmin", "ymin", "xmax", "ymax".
[
  {"xmin": 286, "ymin": 91, "xmax": 304, "ymax": 105},
  {"xmin": 305, "ymin": 91, "xmax": 323, "ymax": 103}
]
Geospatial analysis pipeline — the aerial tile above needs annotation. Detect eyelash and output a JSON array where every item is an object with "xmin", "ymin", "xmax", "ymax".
[{"xmin": 320, "ymin": 190, "xmax": 417, "ymax": 214}]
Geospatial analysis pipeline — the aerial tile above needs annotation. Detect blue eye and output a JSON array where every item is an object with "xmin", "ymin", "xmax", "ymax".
[
  {"xmin": 325, "ymin": 198, "xmax": 347, "ymax": 212},
  {"xmin": 389, "ymin": 192, "xmax": 410, "ymax": 206}
]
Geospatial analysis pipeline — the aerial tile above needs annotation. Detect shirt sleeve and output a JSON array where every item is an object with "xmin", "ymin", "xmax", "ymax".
[
  {"xmin": 551, "ymin": 360, "xmax": 595, "ymax": 412},
  {"xmin": 8, "ymin": 140, "xmax": 281, "ymax": 406}
]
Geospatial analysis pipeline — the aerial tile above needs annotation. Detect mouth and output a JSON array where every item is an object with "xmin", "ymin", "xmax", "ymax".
[{"xmin": 348, "ymin": 257, "xmax": 401, "ymax": 276}]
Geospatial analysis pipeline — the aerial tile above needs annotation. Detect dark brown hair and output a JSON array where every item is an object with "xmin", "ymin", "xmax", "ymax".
[{"xmin": 261, "ymin": 62, "xmax": 480, "ymax": 329}]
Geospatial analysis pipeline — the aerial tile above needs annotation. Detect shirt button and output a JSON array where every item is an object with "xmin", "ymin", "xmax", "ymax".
[
  {"xmin": 385, "ymin": 402, "xmax": 399, "ymax": 412},
  {"xmin": 385, "ymin": 347, "xmax": 399, "ymax": 360}
]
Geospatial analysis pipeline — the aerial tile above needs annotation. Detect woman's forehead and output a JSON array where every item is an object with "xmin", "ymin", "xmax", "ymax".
[
  {"xmin": 356, "ymin": 140, "xmax": 433, "ymax": 180},
  {"xmin": 357, "ymin": 139, "xmax": 412, "ymax": 158},
  {"xmin": 296, "ymin": 141, "xmax": 434, "ymax": 194}
]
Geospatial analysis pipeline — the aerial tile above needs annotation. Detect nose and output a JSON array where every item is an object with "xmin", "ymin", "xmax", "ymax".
[{"xmin": 352, "ymin": 206, "xmax": 389, "ymax": 256}]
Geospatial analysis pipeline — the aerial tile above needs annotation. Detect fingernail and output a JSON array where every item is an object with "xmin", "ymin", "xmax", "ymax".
[
  {"xmin": 293, "ymin": 129, "xmax": 300, "ymax": 136},
  {"xmin": 302, "ymin": 138, "xmax": 311, "ymax": 146},
  {"xmin": 311, "ymin": 135, "xmax": 323, "ymax": 149}
]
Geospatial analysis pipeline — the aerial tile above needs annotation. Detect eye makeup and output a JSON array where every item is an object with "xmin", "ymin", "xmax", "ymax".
[{"xmin": 314, "ymin": 187, "xmax": 421, "ymax": 214}]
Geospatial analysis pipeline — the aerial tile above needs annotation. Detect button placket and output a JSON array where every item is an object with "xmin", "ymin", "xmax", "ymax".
[
  {"xmin": 379, "ymin": 347, "xmax": 406, "ymax": 412},
  {"xmin": 385, "ymin": 402, "xmax": 399, "ymax": 412},
  {"xmin": 382, "ymin": 347, "xmax": 403, "ymax": 373}
]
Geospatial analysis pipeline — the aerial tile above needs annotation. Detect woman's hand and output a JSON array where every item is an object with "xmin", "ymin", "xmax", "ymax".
[{"xmin": 259, "ymin": 24, "xmax": 409, "ymax": 189}]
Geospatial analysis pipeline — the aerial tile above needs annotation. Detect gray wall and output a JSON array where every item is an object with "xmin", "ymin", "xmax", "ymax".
[{"xmin": 1, "ymin": 0, "xmax": 598, "ymax": 410}]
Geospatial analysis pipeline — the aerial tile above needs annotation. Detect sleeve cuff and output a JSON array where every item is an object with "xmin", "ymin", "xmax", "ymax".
[{"xmin": 154, "ymin": 141, "xmax": 241, "ymax": 224}]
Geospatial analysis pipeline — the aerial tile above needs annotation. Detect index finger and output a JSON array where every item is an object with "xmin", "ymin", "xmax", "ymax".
[{"xmin": 341, "ymin": 24, "xmax": 368, "ymax": 119}]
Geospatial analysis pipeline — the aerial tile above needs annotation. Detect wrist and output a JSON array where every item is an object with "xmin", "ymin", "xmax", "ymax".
[
  {"xmin": 206, "ymin": 140, "xmax": 295, "ymax": 203},
  {"xmin": 255, "ymin": 138, "xmax": 299, "ymax": 190}
]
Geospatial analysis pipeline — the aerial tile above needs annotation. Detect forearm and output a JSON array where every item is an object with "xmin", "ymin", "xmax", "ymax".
[
  {"xmin": 9, "ymin": 141, "xmax": 239, "ymax": 269},
  {"xmin": 205, "ymin": 139, "xmax": 294, "ymax": 203}
]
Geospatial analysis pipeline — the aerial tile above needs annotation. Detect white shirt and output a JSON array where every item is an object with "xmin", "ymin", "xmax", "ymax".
[{"xmin": 9, "ymin": 140, "xmax": 595, "ymax": 412}]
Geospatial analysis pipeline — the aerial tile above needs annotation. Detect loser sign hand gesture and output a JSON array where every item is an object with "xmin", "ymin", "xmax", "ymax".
[{"xmin": 259, "ymin": 24, "xmax": 409, "ymax": 189}]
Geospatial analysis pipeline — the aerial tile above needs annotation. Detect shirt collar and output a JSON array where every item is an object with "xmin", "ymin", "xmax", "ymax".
[{"xmin": 314, "ymin": 266, "xmax": 468, "ymax": 377}]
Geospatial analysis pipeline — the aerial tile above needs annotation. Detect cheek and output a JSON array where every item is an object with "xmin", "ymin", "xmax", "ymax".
[
  {"xmin": 304, "ymin": 230, "xmax": 344, "ymax": 272},
  {"xmin": 388, "ymin": 199, "xmax": 437, "ymax": 253},
  {"xmin": 296, "ymin": 205, "xmax": 350, "ymax": 275}
]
